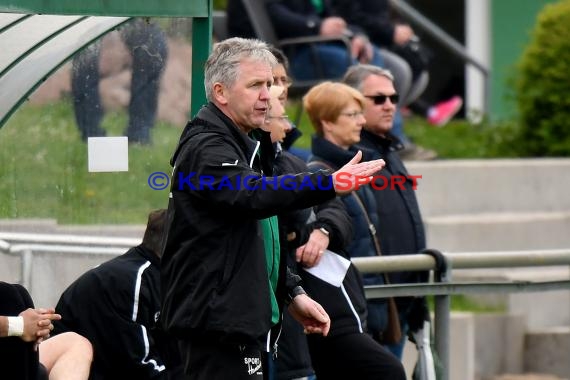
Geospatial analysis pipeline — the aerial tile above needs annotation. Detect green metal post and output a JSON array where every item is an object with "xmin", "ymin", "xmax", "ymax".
[{"xmin": 190, "ymin": 0, "xmax": 212, "ymax": 118}]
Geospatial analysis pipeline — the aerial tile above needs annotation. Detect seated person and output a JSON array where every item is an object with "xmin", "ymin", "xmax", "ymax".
[
  {"xmin": 1, "ymin": 282, "xmax": 92, "ymax": 380},
  {"xmin": 53, "ymin": 209, "xmax": 183, "ymax": 379},
  {"xmin": 265, "ymin": 0, "xmax": 384, "ymax": 80},
  {"xmin": 333, "ymin": 0, "xmax": 463, "ymax": 126}
]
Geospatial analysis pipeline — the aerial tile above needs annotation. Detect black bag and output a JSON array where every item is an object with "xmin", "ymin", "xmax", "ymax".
[{"xmin": 391, "ymin": 37, "xmax": 433, "ymax": 81}]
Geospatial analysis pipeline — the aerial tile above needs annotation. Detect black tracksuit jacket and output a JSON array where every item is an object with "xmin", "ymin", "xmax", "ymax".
[
  {"xmin": 53, "ymin": 246, "xmax": 181, "ymax": 379},
  {"xmin": 160, "ymin": 103, "xmax": 336, "ymax": 351}
]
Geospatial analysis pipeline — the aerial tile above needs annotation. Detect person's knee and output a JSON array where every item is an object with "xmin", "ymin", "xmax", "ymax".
[
  {"xmin": 38, "ymin": 332, "xmax": 92, "ymax": 373},
  {"xmin": 48, "ymin": 332, "xmax": 93, "ymax": 360},
  {"xmin": 65, "ymin": 332, "xmax": 93, "ymax": 360}
]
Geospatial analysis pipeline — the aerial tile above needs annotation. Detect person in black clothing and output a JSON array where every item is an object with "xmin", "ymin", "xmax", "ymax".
[
  {"xmin": 343, "ymin": 64, "xmax": 431, "ymax": 359},
  {"xmin": 226, "ymin": 0, "xmax": 256, "ymax": 39},
  {"xmin": 303, "ymin": 81, "xmax": 405, "ymax": 380},
  {"xmin": 334, "ymin": 0, "xmax": 463, "ymax": 127},
  {"xmin": 1, "ymin": 282, "xmax": 92, "ymax": 380},
  {"xmin": 160, "ymin": 37, "xmax": 385, "ymax": 380},
  {"xmin": 53, "ymin": 209, "xmax": 183, "ymax": 379},
  {"xmin": 264, "ymin": 84, "xmax": 352, "ymax": 380},
  {"xmin": 264, "ymin": 52, "xmax": 315, "ymax": 380}
]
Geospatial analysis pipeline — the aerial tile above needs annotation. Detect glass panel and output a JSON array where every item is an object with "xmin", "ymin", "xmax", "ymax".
[{"xmin": 0, "ymin": 17, "xmax": 195, "ymax": 226}]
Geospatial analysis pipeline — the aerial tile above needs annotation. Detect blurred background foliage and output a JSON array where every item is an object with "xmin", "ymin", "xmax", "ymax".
[{"xmin": 511, "ymin": 0, "xmax": 570, "ymax": 156}]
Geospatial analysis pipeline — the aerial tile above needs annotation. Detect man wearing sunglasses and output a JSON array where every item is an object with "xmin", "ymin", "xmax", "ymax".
[{"xmin": 343, "ymin": 64, "xmax": 431, "ymax": 361}]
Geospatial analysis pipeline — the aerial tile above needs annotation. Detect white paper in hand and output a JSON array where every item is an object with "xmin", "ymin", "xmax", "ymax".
[{"xmin": 302, "ymin": 249, "xmax": 351, "ymax": 287}]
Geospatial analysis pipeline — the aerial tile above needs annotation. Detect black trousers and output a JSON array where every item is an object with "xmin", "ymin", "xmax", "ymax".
[
  {"xmin": 179, "ymin": 339, "xmax": 270, "ymax": 380},
  {"xmin": 307, "ymin": 332, "xmax": 406, "ymax": 380}
]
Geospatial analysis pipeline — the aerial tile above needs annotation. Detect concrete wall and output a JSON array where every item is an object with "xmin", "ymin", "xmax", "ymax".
[
  {"xmin": 402, "ymin": 313, "xmax": 527, "ymax": 380},
  {"xmin": 407, "ymin": 159, "xmax": 570, "ymax": 253},
  {"xmin": 524, "ymin": 327, "xmax": 570, "ymax": 378}
]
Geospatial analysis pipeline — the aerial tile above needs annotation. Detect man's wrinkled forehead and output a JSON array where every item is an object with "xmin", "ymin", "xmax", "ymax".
[{"xmin": 234, "ymin": 58, "xmax": 274, "ymax": 83}]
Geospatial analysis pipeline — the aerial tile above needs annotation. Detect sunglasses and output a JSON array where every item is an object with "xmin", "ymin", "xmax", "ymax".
[{"xmin": 364, "ymin": 94, "xmax": 399, "ymax": 105}]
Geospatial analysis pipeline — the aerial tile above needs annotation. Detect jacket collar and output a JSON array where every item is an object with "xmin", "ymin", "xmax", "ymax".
[
  {"xmin": 360, "ymin": 129, "xmax": 404, "ymax": 152},
  {"xmin": 171, "ymin": 102, "xmax": 263, "ymax": 168},
  {"xmin": 311, "ymin": 135, "xmax": 376, "ymax": 168},
  {"xmin": 135, "ymin": 244, "xmax": 160, "ymax": 267},
  {"xmin": 281, "ymin": 127, "xmax": 302, "ymax": 150},
  {"xmin": 198, "ymin": 103, "xmax": 261, "ymax": 162}
]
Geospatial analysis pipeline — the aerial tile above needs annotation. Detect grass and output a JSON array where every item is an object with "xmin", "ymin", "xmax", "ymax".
[
  {"xmin": 433, "ymin": 295, "xmax": 506, "ymax": 313},
  {"xmin": 0, "ymin": 99, "xmax": 178, "ymax": 224}
]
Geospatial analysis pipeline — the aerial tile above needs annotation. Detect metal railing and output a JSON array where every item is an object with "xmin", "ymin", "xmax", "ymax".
[
  {"xmin": 0, "ymin": 232, "xmax": 140, "ymax": 247},
  {"xmin": 0, "ymin": 238, "xmax": 9, "ymax": 252},
  {"xmin": 353, "ymin": 249, "xmax": 570, "ymax": 380},
  {"xmin": 0, "ymin": 233, "xmax": 140, "ymax": 290}
]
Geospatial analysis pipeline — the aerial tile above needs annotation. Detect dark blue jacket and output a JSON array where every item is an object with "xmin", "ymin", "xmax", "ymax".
[
  {"xmin": 309, "ymin": 136, "xmax": 384, "ymax": 287},
  {"xmin": 357, "ymin": 130, "xmax": 427, "ymax": 286},
  {"xmin": 298, "ymin": 136, "xmax": 383, "ymax": 339}
]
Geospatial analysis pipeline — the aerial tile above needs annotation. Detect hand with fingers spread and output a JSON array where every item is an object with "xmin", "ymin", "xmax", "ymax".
[{"xmin": 332, "ymin": 150, "xmax": 385, "ymax": 195}]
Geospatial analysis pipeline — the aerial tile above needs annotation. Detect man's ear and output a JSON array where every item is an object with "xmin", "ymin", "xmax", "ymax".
[{"xmin": 213, "ymin": 82, "xmax": 228, "ymax": 105}]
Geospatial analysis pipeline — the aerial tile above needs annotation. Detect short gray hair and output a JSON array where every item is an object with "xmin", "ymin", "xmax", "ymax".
[
  {"xmin": 204, "ymin": 37, "xmax": 277, "ymax": 101},
  {"xmin": 342, "ymin": 64, "xmax": 394, "ymax": 91}
]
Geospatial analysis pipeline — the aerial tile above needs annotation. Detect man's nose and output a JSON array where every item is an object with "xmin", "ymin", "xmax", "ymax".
[
  {"xmin": 384, "ymin": 99, "xmax": 397, "ymax": 109},
  {"xmin": 260, "ymin": 85, "xmax": 271, "ymax": 100}
]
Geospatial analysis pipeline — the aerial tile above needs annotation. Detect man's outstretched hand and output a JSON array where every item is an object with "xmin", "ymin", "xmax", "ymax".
[
  {"xmin": 332, "ymin": 150, "xmax": 385, "ymax": 195},
  {"xmin": 288, "ymin": 294, "xmax": 330, "ymax": 336}
]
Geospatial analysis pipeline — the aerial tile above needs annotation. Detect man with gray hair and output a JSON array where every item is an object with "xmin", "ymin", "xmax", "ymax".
[
  {"xmin": 343, "ymin": 64, "xmax": 431, "ymax": 360},
  {"xmin": 160, "ymin": 38, "xmax": 385, "ymax": 379}
]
